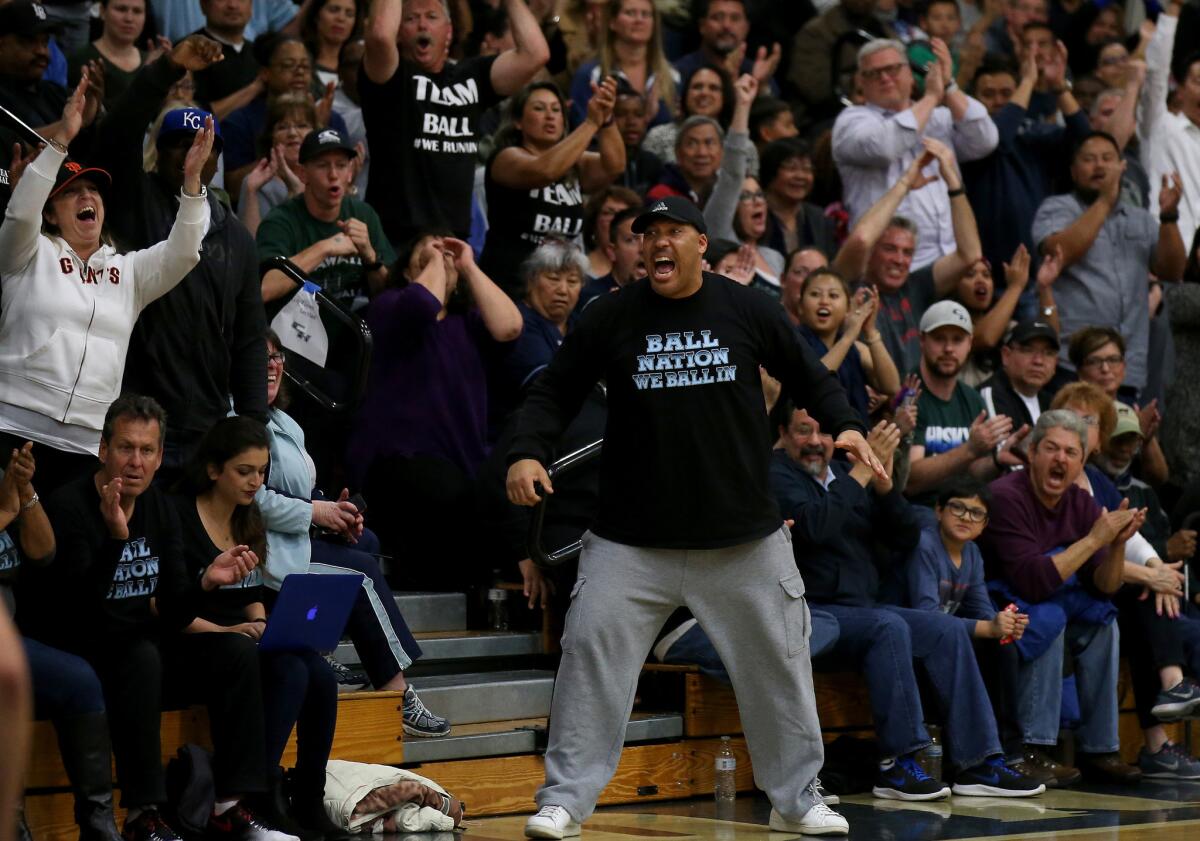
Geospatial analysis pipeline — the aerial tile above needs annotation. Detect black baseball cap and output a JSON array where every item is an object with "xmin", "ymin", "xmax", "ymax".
[
  {"xmin": 48, "ymin": 158, "xmax": 112, "ymax": 201},
  {"xmin": 299, "ymin": 127, "xmax": 357, "ymax": 164},
  {"xmin": 1006, "ymin": 319, "xmax": 1060, "ymax": 350},
  {"xmin": 632, "ymin": 196, "xmax": 707, "ymax": 235},
  {"xmin": 0, "ymin": 2, "xmax": 60, "ymax": 38}
]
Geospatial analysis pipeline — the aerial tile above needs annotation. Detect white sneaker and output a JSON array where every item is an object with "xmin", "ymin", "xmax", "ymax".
[
  {"xmin": 524, "ymin": 805, "xmax": 581, "ymax": 839},
  {"xmin": 769, "ymin": 804, "xmax": 850, "ymax": 836}
]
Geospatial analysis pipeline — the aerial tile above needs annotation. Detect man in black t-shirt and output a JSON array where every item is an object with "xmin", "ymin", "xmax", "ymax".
[
  {"xmin": 360, "ymin": 0, "xmax": 549, "ymax": 246},
  {"xmin": 190, "ymin": 0, "xmax": 260, "ymax": 111},
  {"xmin": 29, "ymin": 396, "xmax": 296, "ymax": 841},
  {"xmin": 508, "ymin": 197, "xmax": 876, "ymax": 838}
]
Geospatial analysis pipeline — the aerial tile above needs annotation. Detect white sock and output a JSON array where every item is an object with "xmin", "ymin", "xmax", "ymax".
[
  {"xmin": 878, "ymin": 757, "xmax": 896, "ymax": 771},
  {"xmin": 213, "ymin": 799, "xmax": 238, "ymax": 816}
]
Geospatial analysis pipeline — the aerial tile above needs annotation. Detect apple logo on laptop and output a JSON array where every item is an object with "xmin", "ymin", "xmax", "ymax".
[{"xmin": 306, "ymin": 606, "xmax": 319, "ymax": 621}]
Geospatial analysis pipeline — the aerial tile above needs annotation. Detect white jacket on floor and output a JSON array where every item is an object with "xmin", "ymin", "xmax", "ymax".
[
  {"xmin": 323, "ymin": 760, "xmax": 457, "ymax": 833},
  {"xmin": 0, "ymin": 144, "xmax": 209, "ymax": 444}
]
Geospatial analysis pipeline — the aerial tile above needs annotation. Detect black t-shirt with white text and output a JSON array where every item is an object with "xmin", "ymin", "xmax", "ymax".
[
  {"xmin": 360, "ymin": 55, "xmax": 500, "ymax": 245},
  {"xmin": 509, "ymin": 273, "xmax": 865, "ymax": 549},
  {"xmin": 481, "ymin": 153, "xmax": 585, "ymax": 296}
]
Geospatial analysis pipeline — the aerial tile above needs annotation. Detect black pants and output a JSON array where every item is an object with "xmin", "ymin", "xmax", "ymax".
[
  {"xmin": 363, "ymin": 454, "xmax": 480, "ymax": 592},
  {"xmin": 1117, "ymin": 587, "xmax": 1188, "ymax": 729},
  {"xmin": 260, "ymin": 649, "xmax": 336, "ymax": 796},
  {"xmin": 973, "ymin": 637, "xmax": 1023, "ymax": 755},
  {"xmin": 81, "ymin": 632, "xmax": 268, "ymax": 807},
  {"xmin": 0, "ymin": 432, "xmax": 97, "ymax": 496}
]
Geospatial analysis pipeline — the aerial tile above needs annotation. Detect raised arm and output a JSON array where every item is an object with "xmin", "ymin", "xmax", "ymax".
[
  {"xmin": 490, "ymin": 0, "xmax": 551, "ymax": 97},
  {"xmin": 444, "ymin": 238, "xmax": 522, "ymax": 342},
  {"xmin": 1153, "ymin": 174, "xmax": 1187, "ymax": 280},
  {"xmin": 703, "ymin": 75, "xmax": 757, "ymax": 242},
  {"xmin": 494, "ymin": 77, "xmax": 618, "ymax": 191},
  {"xmin": 832, "ymin": 150, "xmax": 935, "ymax": 279},
  {"xmin": 1106, "ymin": 61, "xmax": 1144, "ymax": 151},
  {"xmin": 363, "ymin": 0, "xmax": 403, "ymax": 84},
  {"xmin": 1138, "ymin": 3, "xmax": 1177, "ymax": 153},
  {"xmin": 925, "ymin": 137, "xmax": 983, "ymax": 296}
]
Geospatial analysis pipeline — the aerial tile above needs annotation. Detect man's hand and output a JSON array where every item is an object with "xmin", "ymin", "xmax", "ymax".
[
  {"xmin": 922, "ymin": 136, "xmax": 960, "ymax": 190},
  {"xmin": 518, "ymin": 558, "xmax": 555, "ymax": 609},
  {"xmin": 902, "ymin": 148, "xmax": 939, "ymax": 192},
  {"xmin": 1166, "ymin": 528, "xmax": 1197, "ymax": 562},
  {"xmin": 5, "ymin": 442, "xmax": 35, "ymax": 503},
  {"xmin": 1101, "ymin": 159, "xmax": 1127, "ymax": 206},
  {"xmin": 733, "ymin": 73, "xmax": 758, "ymax": 109},
  {"xmin": 1019, "ymin": 43, "xmax": 1038, "ymax": 85},
  {"xmin": 314, "ymin": 81, "xmax": 337, "ymax": 129},
  {"xmin": 992, "ymin": 608, "xmax": 1029, "ymax": 641},
  {"xmin": 1135, "ymin": 398, "xmax": 1161, "ymax": 440},
  {"xmin": 1140, "ymin": 558, "xmax": 1185, "ymax": 617},
  {"xmin": 866, "ymin": 421, "xmax": 902, "ymax": 493},
  {"xmin": 99, "ymin": 477, "xmax": 129, "ymax": 540},
  {"xmin": 835, "ymin": 429, "xmax": 888, "ymax": 482},
  {"xmin": 182, "ymin": 115, "xmax": 215, "ymax": 195},
  {"xmin": 930, "ymin": 38, "xmax": 954, "ymax": 94},
  {"xmin": 923, "ymin": 55, "xmax": 945, "ymax": 102},
  {"xmin": 1003, "ymin": 243, "xmax": 1032, "ymax": 292},
  {"xmin": 1037, "ymin": 244, "xmax": 1064, "ymax": 289},
  {"xmin": 750, "ymin": 43, "xmax": 782, "ymax": 87},
  {"xmin": 1040, "ymin": 39, "xmax": 1069, "ymax": 92},
  {"xmin": 202, "ymin": 544, "xmax": 259, "ymax": 590},
  {"xmin": 1125, "ymin": 58, "xmax": 1147, "ymax": 90},
  {"xmin": 966, "ymin": 411, "xmax": 1013, "ymax": 457},
  {"xmin": 1159, "ymin": 172, "xmax": 1184, "ymax": 217},
  {"xmin": 1090, "ymin": 499, "xmax": 1139, "ymax": 545},
  {"xmin": 507, "ymin": 459, "xmax": 553, "ymax": 506},
  {"xmin": 322, "ymin": 232, "xmax": 359, "ymax": 258},
  {"xmin": 170, "ymin": 34, "xmax": 224, "ymax": 71},
  {"xmin": 337, "ymin": 218, "xmax": 376, "ymax": 263},
  {"xmin": 996, "ymin": 423, "xmax": 1031, "ymax": 468}
]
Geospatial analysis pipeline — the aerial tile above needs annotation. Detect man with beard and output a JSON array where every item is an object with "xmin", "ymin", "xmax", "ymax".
[
  {"xmin": 361, "ymin": 0, "xmax": 549, "ymax": 246},
  {"xmin": 979, "ymin": 320, "xmax": 1060, "ymax": 429},
  {"xmin": 978, "ymin": 410, "xmax": 1143, "ymax": 786},
  {"xmin": 507, "ymin": 195, "xmax": 877, "ymax": 838},
  {"xmin": 1032, "ymin": 132, "xmax": 1186, "ymax": 395},
  {"xmin": 772, "ymin": 406, "xmax": 1045, "ymax": 802},
  {"xmin": 672, "ymin": 0, "xmax": 780, "ymax": 95},
  {"xmin": 905, "ymin": 301, "xmax": 1027, "ymax": 503}
]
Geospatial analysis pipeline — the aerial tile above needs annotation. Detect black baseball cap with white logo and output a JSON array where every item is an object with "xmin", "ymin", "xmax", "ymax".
[
  {"xmin": 299, "ymin": 128, "xmax": 358, "ymax": 164},
  {"xmin": 1006, "ymin": 319, "xmax": 1060, "ymax": 349},
  {"xmin": 0, "ymin": 1, "xmax": 59, "ymax": 38},
  {"xmin": 632, "ymin": 195, "xmax": 707, "ymax": 235}
]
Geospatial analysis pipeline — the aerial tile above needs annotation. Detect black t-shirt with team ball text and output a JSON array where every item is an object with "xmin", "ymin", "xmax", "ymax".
[
  {"xmin": 480, "ymin": 153, "xmax": 586, "ymax": 296},
  {"xmin": 360, "ymin": 55, "xmax": 500, "ymax": 246},
  {"xmin": 509, "ymin": 273, "xmax": 865, "ymax": 549}
]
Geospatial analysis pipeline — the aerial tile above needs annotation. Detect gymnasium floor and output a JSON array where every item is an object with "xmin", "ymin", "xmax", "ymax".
[{"xmin": 459, "ymin": 784, "xmax": 1200, "ymax": 840}]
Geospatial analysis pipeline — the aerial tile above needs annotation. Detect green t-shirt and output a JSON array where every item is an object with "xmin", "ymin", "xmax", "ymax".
[
  {"xmin": 912, "ymin": 377, "xmax": 986, "ymax": 505},
  {"xmin": 256, "ymin": 195, "xmax": 396, "ymax": 308}
]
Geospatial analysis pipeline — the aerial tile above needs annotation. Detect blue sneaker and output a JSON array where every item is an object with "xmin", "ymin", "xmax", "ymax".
[
  {"xmin": 952, "ymin": 757, "xmax": 1046, "ymax": 797},
  {"xmin": 1151, "ymin": 679, "xmax": 1200, "ymax": 721},
  {"xmin": 872, "ymin": 756, "xmax": 951, "ymax": 801},
  {"xmin": 1138, "ymin": 742, "xmax": 1200, "ymax": 780}
]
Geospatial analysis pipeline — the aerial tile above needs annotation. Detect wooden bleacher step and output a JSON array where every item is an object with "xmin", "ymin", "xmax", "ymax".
[
  {"xmin": 400, "ymin": 712, "xmax": 683, "ymax": 764},
  {"xmin": 404, "ymin": 669, "xmax": 556, "ymax": 724},
  {"xmin": 391, "ymin": 591, "xmax": 467, "ymax": 633},
  {"xmin": 333, "ymin": 629, "xmax": 543, "ymax": 668}
]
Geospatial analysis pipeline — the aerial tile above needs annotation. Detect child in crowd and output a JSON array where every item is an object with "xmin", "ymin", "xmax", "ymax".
[{"xmin": 909, "ymin": 0, "xmax": 963, "ymax": 94}]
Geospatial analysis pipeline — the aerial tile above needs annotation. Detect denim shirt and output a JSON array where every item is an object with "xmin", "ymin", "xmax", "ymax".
[{"xmin": 256, "ymin": 408, "xmax": 317, "ymax": 590}]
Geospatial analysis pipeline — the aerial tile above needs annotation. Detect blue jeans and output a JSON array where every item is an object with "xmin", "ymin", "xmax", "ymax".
[
  {"xmin": 1019, "ymin": 617, "xmax": 1120, "ymax": 752},
  {"xmin": 23, "ymin": 636, "xmax": 105, "ymax": 719},
  {"xmin": 662, "ymin": 608, "xmax": 841, "ymax": 684},
  {"xmin": 818, "ymin": 603, "xmax": 1003, "ymax": 771}
]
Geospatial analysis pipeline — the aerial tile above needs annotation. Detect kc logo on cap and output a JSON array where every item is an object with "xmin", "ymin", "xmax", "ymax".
[{"xmin": 180, "ymin": 110, "xmax": 204, "ymax": 129}]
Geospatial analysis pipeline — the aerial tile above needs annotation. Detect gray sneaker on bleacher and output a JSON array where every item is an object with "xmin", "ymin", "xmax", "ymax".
[
  {"xmin": 324, "ymin": 655, "xmax": 371, "ymax": 693},
  {"xmin": 402, "ymin": 685, "xmax": 451, "ymax": 737}
]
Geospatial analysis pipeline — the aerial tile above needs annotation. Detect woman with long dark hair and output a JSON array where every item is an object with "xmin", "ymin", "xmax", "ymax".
[
  {"xmin": 300, "ymin": 0, "xmax": 364, "ymax": 87},
  {"xmin": 480, "ymin": 78, "xmax": 624, "ymax": 296},
  {"xmin": 173, "ymin": 417, "xmax": 341, "ymax": 840}
]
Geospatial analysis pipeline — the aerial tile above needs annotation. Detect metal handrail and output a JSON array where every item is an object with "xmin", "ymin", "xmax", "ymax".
[
  {"xmin": 527, "ymin": 438, "xmax": 603, "ymax": 568},
  {"xmin": 261, "ymin": 256, "xmax": 373, "ymax": 413}
]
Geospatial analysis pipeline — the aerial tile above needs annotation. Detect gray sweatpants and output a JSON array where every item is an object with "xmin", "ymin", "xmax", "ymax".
[{"xmin": 537, "ymin": 527, "xmax": 824, "ymax": 822}]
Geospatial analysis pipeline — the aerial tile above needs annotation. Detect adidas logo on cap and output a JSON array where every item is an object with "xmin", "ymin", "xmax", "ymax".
[{"xmin": 652, "ymin": 201, "xmax": 668, "ymax": 212}]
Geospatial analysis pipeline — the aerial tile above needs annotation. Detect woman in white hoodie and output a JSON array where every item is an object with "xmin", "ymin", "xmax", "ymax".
[{"xmin": 0, "ymin": 74, "xmax": 215, "ymax": 493}]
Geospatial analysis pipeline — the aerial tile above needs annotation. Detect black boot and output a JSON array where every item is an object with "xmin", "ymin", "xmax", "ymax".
[
  {"xmin": 246, "ymin": 767, "xmax": 319, "ymax": 841},
  {"xmin": 55, "ymin": 712, "xmax": 122, "ymax": 841},
  {"xmin": 16, "ymin": 799, "xmax": 33, "ymax": 841},
  {"xmin": 285, "ymin": 767, "xmax": 349, "ymax": 841}
]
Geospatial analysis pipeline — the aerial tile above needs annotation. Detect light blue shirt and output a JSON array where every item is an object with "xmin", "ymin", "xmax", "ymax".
[
  {"xmin": 255, "ymin": 407, "xmax": 316, "ymax": 589},
  {"xmin": 155, "ymin": 0, "xmax": 298, "ymax": 43}
]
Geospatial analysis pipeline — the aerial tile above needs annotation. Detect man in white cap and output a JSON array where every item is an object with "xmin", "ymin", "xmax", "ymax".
[{"xmin": 906, "ymin": 300, "xmax": 1027, "ymax": 503}]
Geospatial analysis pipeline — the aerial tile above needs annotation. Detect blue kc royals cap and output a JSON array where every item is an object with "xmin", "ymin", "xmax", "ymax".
[{"xmin": 156, "ymin": 107, "xmax": 224, "ymax": 154}]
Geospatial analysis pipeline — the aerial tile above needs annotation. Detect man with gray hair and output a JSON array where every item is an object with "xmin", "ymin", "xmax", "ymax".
[
  {"xmin": 832, "ymin": 36, "xmax": 998, "ymax": 269},
  {"xmin": 979, "ymin": 409, "xmax": 1144, "ymax": 786},
  {"xmin": 646, "ymin": 115, "xmax": 724, "ymax": 206}
]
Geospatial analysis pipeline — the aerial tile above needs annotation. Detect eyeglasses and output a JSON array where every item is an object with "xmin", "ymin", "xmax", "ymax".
[
  {"xmin": 739, "ymin": 189, "xmax": 765, "ymax": 202},
  {"xmin": 1076, "ymin": 414, "xmax": 1099, "ymax": 427},
  {"xmin": 273, "ymin": 60, "xmax": 312, "ymax": 73},
  {"xmin": 945, "ymin": 500, "xmax": 988, "ymax": 523},
  {"xmin": 1083, "ymin": 354, "xmax": 1124, "ymax": 369},
  {"xmin": 268, "ymin": 351, "xmax": 286, "ymax": 364},
  {"xmin": 1099, "ymin": 55, "xmax": 1128, "ymax": 66},
  {"xmin": 861, "ymin": 62, "xmax": 906, "ymax": 82},
  {"xmin": 274, "ymin": 121, "xmax": 313, "ymax": 134}
]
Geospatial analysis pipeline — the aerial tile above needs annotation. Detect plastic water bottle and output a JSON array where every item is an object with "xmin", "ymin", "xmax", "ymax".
[
  {"xmin": 922, "ymin": 726, "xmax": 944, "ymax": 782},
  {"xmin": 487, "ymin": 588, "xmax": 508, "ymax": 630},
  {"xmin": 714, "ymin": 736, "xmax": 737, "ymax": 804}
]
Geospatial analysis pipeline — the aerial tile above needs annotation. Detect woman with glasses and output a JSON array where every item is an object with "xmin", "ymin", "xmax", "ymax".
[
  {"xmin": 256, "ymin": 331, "xmax": 450, "ymax": 739},
  {"xmin": 1068, "ymin": 326, "xmax": 1168, "ymax": 486},
  {"xmin": 237, "ymin": 94, "xmax": 316, "ymax": 236},
  {"xmin": 479, "ymin": 79, "xmax": 624, "ymax": 297}
]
